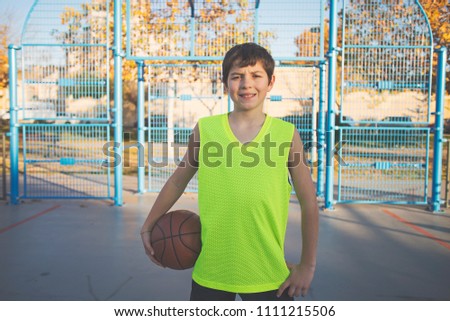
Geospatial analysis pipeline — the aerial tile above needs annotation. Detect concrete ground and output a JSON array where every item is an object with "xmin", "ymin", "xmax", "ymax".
[{"xmin": 0, "ymin": 179, "xmax": 449, "ymax": 301}]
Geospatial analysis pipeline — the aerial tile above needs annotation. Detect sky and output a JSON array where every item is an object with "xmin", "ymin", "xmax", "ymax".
[{"xmin": 0, "ymin": 0, "xmax": 36, "ymax": 42}]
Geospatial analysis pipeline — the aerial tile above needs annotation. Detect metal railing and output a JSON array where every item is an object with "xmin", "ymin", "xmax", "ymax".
[
  {"xmin": 446, "ymin": 140, "xmax": 450, "ymax": 208},
  {"xmin": 1, "ymin": 132, "xmax": 7, "ymax": 200}
]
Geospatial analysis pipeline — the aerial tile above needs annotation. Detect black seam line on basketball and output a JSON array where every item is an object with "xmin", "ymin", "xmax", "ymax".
[
  {"xmin": 179, "ymin": 241, "xmax": 200, "ymax": 255},
  {"xmin": 151, "ymin": 212, "xmax": 196, "ymax": 243},
  {"xmin": 171, "ymin": 212, "xmax": 184, "ymax": 269},
  {"xmin": 151, "ymin": 231, "xmax": 200, "ymax": 244},
  {"xmin": 175, "ymin": 212, "xmax": 196, "ymax": 269},
  {"xmin": 179, "ymin": 214, "xmax": 200, "ymax": 257},
  {"xmin": 179, "ymin": 213, "xmax": 193, "ymax": 233},
  {"xmin": 178, "ymin": 233, "xmax": 201, "ymax": 254}
]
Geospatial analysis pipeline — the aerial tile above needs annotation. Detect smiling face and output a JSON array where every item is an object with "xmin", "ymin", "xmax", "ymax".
[{"xmin": 225, "ymin": 60, "xmax": 275, "ymax": 113}]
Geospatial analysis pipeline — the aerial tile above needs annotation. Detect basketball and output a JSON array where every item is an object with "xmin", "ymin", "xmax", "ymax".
[{"xmin": 150, "ymin": 210, "xmax": 201, "ymax": 270}]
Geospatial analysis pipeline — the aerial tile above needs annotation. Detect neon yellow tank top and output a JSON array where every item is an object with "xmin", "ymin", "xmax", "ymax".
[{"xmin": 192, "ymin": 113, "xmax": 295, "ymax": 293}]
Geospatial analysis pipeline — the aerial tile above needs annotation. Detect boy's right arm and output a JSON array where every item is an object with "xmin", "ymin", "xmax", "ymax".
[{"xmin": 140, "ymin": 123, "xmax": 200, "ymax": 266}]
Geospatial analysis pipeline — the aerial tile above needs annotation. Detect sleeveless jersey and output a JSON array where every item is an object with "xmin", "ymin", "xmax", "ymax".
[{"xmin": 192, "ymin": 113, "xmax": 295, "ymax": 293}]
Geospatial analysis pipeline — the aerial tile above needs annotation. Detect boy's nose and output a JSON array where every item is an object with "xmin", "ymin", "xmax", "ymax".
[{"xmin": 240, "ymin": 76, "xmax": 252, "ymax": 88}]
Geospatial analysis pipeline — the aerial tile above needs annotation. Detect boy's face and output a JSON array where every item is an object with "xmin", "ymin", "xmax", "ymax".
[{"xmin": 225, "ymin": 60, "xmax": 275, "ymax": 113}]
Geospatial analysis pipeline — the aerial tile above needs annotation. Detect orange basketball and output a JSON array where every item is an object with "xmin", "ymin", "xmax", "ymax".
[{"xmin": 150, "ymin": 210, "xmax": 201, "ymax": 270}]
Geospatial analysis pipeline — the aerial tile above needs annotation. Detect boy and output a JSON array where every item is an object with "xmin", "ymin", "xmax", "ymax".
[{"xmin": 141, "ymin": 43, "xmax": 318, "ymax": 301}]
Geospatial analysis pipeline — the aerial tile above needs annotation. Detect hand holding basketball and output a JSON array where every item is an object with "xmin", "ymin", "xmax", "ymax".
[
  {"xmin": 140, "ymin": 228, "xmax": 164, "ymax": 267},
  {"xmin": 141, "ymin": 210, "xmax": 201, "ymax": 270}
]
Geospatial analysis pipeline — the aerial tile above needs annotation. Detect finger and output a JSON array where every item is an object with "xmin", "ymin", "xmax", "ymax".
[
  {"xmin": 301, "ymin": 286, "xmax": 310, "ymax": 297},
  {"xmin": 140, "ymin": 233, "xmax": 164, "ymax": 267},
  {"xmin": 144, "ymin": 246, "xmax": 155, "ymax": 259},
  {"xmin": 277, "ymin": 280, "xmax": 290, "ymax": 298},
  {"xmin": 146, "ymin": 243, "xmax": 155, "ymax": 256},
  {"xmin": 150, "ymin": 255, "xmax": 165, "ymax": 267},
  {"xmin": 288, "ymin": 285, "xmax": 297, "ymax": 297},
  {"xmin": 294, "ymin": 285, "xmax": 309, "ymax": 298},
  {"xmin": 286, "ymin": 262, "xmax": 295, "ymax": 270},
  {"xmin": 141, "ymin": 233, "xmax": 155, "ymax": 255},
  {"xmin": 145, "ymin": 247, "xmax": 164, "ymax": 267},
  {"xmin": 147, "ymin": 249, "xmax": 165, "ymax": 267}
]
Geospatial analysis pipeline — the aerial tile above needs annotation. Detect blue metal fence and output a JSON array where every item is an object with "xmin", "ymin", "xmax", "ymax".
[
  {"xmin": 326, "ymin": 0, "xmax": 441, "ymax": 208},
  {"xmin": 8, "ymin": 0, "xmax": 446, "ymax": 211},
  {"xmin": 22, "ymin": 124, "xmax": 111, "ymax": 199},
  {"xmin": 340, "ymin": 0, "xmax": 433, "ymax": 124},
  {"xmin": 8, "ymin": 0, "xmax": 113, "ymax": 202},
  {"xmin": 338, "ymin": 127, "xmax": 430, "ymax": 204},
  {"xmin": 126, "ymin": 0, "xmax": 325, "ymax": 61}
]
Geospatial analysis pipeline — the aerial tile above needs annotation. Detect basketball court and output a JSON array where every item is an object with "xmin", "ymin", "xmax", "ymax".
[
  {"xmin": 1, "ymin": 179, "xmax": 449, "ymax": 301},
  {"xmin": 1, "ymin": 0, "xmax": 449, "ymax": 303}
]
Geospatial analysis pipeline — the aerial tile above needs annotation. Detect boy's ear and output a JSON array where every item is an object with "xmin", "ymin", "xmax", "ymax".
[
  {"xmin": 268, "ymin": 75, "xmax": 275, "ymax": 91},
  {"xmin": 223, "ymin": 83, "xmax": 229, "ymax": 94}
]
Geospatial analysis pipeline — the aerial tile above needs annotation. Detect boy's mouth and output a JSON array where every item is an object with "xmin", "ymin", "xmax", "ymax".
[{"xmin": 239, "ymin": 93, "xmax": 256, "ymax": 99}]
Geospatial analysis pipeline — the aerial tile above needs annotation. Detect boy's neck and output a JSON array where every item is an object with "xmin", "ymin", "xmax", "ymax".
[
  {"xmin": 227, "ymin": 110, "xmax": 268, "ymax": 144},
  {"xmin": 229, "ymin": 109, "xmax": 266, "ymax": 125}
]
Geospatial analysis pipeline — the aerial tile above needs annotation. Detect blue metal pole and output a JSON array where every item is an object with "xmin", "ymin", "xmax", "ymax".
[
  {"xmin": 8, "ymin": 45, "xmax": 20, "ymax": 205},
  {"xmin": 188, "ymin": 0, "xmax": 195, "ymax": 56},
  {"xmin": 324, "ymin": 0, "xmax": 338, "ymax": 210},
  {"xmin": 319, "ymin": 0, "xmax": 325, "ymax": 59},
  {"xmin": 113, "ymin": 0, "xmax": 123, "ymax": 206},
  {"xmin": 190, "ymin": 18, "xmax": 195, "ymax": 56},
  {"xmin": 431, "ymin": 47, "xmax": 447, "ymax": 212},
  {"xmin": 137, "ymin": 61, "xmax": 145, "ymax": 194},
  {"xmin": 317, "ymin": 61, "xmax": 326, "ymax": 198},
  {"xmin": 254, "ymin": 0, "xmax": 260, "ymax": 44}
]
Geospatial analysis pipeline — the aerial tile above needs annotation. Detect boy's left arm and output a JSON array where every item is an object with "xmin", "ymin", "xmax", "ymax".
[{"xmin": 277, "ymin": 129, "xmax": 319, "ymax": 298}]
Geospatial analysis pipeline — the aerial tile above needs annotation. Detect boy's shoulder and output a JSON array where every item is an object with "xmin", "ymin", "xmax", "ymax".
[
  {"xmin": 199, "ymin": 113, "xmax": 226, "ymax": 123},
  {"xmin": 271, "ymin": 116, "xmax": 296, "ymax": 130},
  {"xmin": 197, "ymin": 113, "xmax": 227, "ymax": 131}
]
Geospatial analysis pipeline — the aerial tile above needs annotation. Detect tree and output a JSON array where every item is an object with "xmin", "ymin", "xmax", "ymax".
[
  {"xmin": 0, "ymin": 24, "xmax": 9, "ymax": 90},
  {"xmin": 50, "ymin": 2, "xmax": 109, "ymax": 102},
  {"xmin": 0, "ymin": 6, "xmax": 20, "ymax": 92},
  {"xmin": 295, "ymin": 0, "xmax": 449, "ymax": 95},
  {"xmin": 294, "ymin": 25, "xmax": 326, "ymax": 59},
  {"xmin": 128, "ymin": 0, "xmax": 274, "ymax": 60},
  {"xmin": 419, "ymin": 0, "xmax": 450, "ymax": 93}
]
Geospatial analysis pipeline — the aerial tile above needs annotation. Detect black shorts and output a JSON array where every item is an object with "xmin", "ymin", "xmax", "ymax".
[{"xmin": 190, "ymin": 280, "xmax": 294, "ymax": 301}]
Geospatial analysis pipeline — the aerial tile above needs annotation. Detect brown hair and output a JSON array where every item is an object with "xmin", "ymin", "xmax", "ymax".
[{"xmin": 222, "ymin": 43, "xmax": 275, "ymax": 85}]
